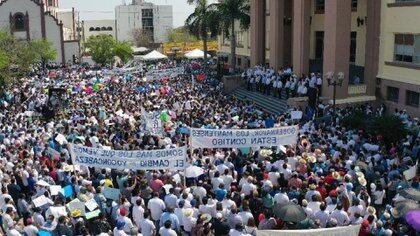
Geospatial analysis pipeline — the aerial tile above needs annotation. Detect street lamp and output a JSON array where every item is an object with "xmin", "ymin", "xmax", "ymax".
[{"xmin": 324, "ymin": 71, "xmax": 345, "ymax": 125}]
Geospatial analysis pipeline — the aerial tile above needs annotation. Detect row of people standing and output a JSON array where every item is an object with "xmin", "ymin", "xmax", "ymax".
[{"xmin": 242, "ymin": 66, "xmax": 323, "ymax": 100}]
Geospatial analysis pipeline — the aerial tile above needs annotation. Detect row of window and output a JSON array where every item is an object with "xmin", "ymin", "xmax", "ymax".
[
  {"xmin": 315, "ymin": 0, "xmax": 358, "ymax": 13},
  {"xmin": 387, "ymin": 86, "xmax": 419, "ymax": 107},
  {"xmin": 394, "ymin": 34, "xmax": 420, "ymax": 64},
  {"xmin": 88, "ymin": 26, "xmax": 113, "ymax": 31}
]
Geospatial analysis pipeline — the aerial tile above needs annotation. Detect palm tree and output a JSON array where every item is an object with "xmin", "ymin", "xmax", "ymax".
[
  {"xmin": 217, "ymin": 0, "xmax": 250, "ymax": 73},
  {"xmin": 185, "ymin": 0, "xmax": 219, "ymax": 62}
]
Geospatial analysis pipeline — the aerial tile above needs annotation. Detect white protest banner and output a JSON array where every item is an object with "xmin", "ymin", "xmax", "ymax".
[
  {"xmin": 103, "ymin": 187, "xmax": 121, "ymax": 201},
  {"xmin": 69, "ymin": 144, "xmax": 186, "ymax": 171},
  {"xmin": 85, "ymin": 198, "xmax": 99, "ymax": 211},
  {"xmin": 50, "ymin": 185, "xmax": 62, "ymax": 196},
  {"xmin": 257, "ymin": 225, "xmax": 360, "ymax": 236},
  {"xmin": 49, "ymin": 206, "xmax": 67, "ymax": 218},
  {"xmin": 190, "ymin": 126, "xmax": 299, "ymax": 148},
  {"xmin": 32, "ymin": 195, "xmax": 50, "ymax": 207},
  {"xmin": 404, "ymin": 162, "xmax": 417, "ymax": 180},
  {"xmin": 291, "ymin": 111, "xmax": 303, "ymax": 120},
  {"xmin": 141, "ymin": 108, "xmax": 164, "ymax": 136}
]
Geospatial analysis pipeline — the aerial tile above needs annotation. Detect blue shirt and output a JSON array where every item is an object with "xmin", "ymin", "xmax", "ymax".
[
  {"xmin": 159, "ymin": 212, "xmax": 179, "ymax": 230},
  {"xmin": 216, "ymin": 188, "xmax": 227, "ymax": 201}
]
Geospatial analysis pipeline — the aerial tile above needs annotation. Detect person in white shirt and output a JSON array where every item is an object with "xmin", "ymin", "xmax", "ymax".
[
  {"xmin": 164, "ymin": 188, "xmax": 178, "ymax": 209},
  {"xmin": 237, "ymin": 206, "xmax": 253, "ymax": 225},
  {"xmin": 330, "ymin": 204, "xmax": 350, "ymax": 226},
  {"xmin": 316, "ymin": 74, "xmax": 322, "ymax": 98},
  {"xmin": 222, "ymin": 169, "xmax": 234, "ymax": 189},
  {"xmin": 193, "ymin": 181, "xmax": 207, "ymax": 201},
  {"xmin": 113, "ymin": 220, "xmax": 129, "ymax": 236},
  {"xmin": 347, "ymin": 198, "xmax": 363, "ymax": 221},
  {"xmin": 314, "ymin": 203, "xmax": 329, "ymax": 228},
  {"xmin": 182, "ymin": 208, "xmax": 197, "ymax": 233},
  {"xmin": 116, "ymin": 208, "xmax": 134, "ymax": 234},
  {"xmin": 284, "ymin": 79, "xmax": 291, "ymax": 98},
  {"xmin": 159, "ymin": 220, "xmax": 177, "ymax": 236},
  {"xmin": 148, "ymin": 192, "xmax": 166, "ymax": 222},
  {"xmin": 229, "ymin": 223, "xmax": 246, "ymax": 236},
  {"xmin": 241, "ymin": 177, "xmax": 256, "ymax": 196},
  {"xmin": 23, "ymin": 218, "xmax": 39, "ymax": 236},
  {"xmin": 274, "ymin": 188, "xmax": 289, "ymax": 204},
  {"xmin": 139, "ymin": 212, "xmax": 156, "ymax": 236},
  {"xmin": 211, "ymin": 172, "xmax": 224, "ymax": 191},
  {"xmin": 133, "ymin": 198, "xmax": 145, "ymax": 228}
]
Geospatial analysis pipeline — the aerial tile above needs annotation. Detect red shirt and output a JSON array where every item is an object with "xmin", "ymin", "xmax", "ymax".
[
  {"xmin": 325, "ymin": 174, "xmax": 334, "ymax": 186},
  {"xmin": 149, "ymin": 179, "xmax": 164, "ymax": 193},
  {"xmin": 316, "ymin": 186, "xmax": 327, "ymax": 200}
]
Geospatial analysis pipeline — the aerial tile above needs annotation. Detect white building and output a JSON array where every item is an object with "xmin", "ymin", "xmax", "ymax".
[
  {"xmin": 0, "ymin": 0, "xmax": 79, "ymax": 64},
  {"xmin": 82, "ymin": 19, "xmax": 116, "ymax": 43},
  {"xmin": 115, "ymin": 0, "xmax": 172, "ymax": 44}
]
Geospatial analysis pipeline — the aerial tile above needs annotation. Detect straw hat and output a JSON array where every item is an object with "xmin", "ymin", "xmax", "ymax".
[
  {"xmin": 366, "ymin": 206, "xmax": 376, "ymax": 216},
  {"xmin": 184, "ymin": 208, "xmax": 194, "ymax": 217},
  {"xmin": 200, "ymin": 214, "xmax": 212, "ymax": 223},
  {"xmin": 358, "ymin": 177, "xmax": 367, "ymax": 186},
  {"xmin": 356, "ymin": 171, "xmax": 364, "ymax": 178},
  {"xmin": 309, "ymin": 184, "xmax": 316, "ymax": 190},
  {"xmin": 299, "ymin": 159, "xmax": 307, "ymax": 165},
  {"xmin": 332, "ymin": 171, "xmax": 341, "ymax": 180},
  {"xmin": 307, "ymin": 155, "xmax": 316, "ymax": 164},
  {"xmin": 64, "ymin": 165, "xmax": 72, "ymax": 172}
]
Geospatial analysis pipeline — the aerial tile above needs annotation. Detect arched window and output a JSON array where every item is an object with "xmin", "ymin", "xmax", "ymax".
[
  {"xmin": 12, "ymin": 13, "xmax": 25, "ymax": 31},
  {"xmin": 107, "ymin": 27, "xmax": 113, "ymax": 31},
  {"xmin": 100, "ymin": 27, "xmax": 107, "ymax": 31},
  {"xmin": 89, "ymin": 27, "xmax": 95, "ymax": 31},
  {"xmin": 94, "ymin": 27, "xmax": 100, "ymax": 31}
]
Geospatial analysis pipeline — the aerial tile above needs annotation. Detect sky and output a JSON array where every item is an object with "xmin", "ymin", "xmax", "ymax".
[{"xmin": 60, "ymin": 0, "xmax": 217, "ymax": 28}]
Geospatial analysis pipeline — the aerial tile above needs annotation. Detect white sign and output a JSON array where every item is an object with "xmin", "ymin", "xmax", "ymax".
[
  {"xmin": 257, "ymin": 225, "xmax": 361, "ymax": 236},
  {"xmin": 69, "ymin": 144, "xmax": 187, "ymax": 171},
  {"xmin": 141, "ymin": 108, "xmax": 164, "ymax": 136},
  {"xmin": 404, "ymin": 162, "xmax": 417, "ymax": 180},
  {"xmin": 190, "ymin": 126, "xmax": 299, "ymax": 148},
  {"xmin": 291, "ymin": 111, "xmax": 303, "ymax": 120},
  {"xmin": 50, "ymin": 185, "xmax": 62, "ymax": 196},
  {"xmin": 32, "ymin": 195, "xmax": 50, "ymax": 207}
]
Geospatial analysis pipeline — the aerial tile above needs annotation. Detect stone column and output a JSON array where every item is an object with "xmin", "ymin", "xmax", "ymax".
[
  {"xmin": 269, "ymin": 0, "xmax": 284, "ymax": 70},
  {"xmin": 292, "ymin": 0, "xmax": 311, "ymax": 76},
  {"xmin": 322, "ymin": 0, "xmax": 352, "ymax": 99},
  {"xmin": 364, "ymin": 0, "xmax": 381, "ymax": 96},
  {"xmin": 250, "ymin": 0, "xmax": 266, "ymax": 66}
]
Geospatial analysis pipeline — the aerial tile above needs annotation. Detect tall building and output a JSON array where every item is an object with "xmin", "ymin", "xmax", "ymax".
[
  {"xmin": 0, "ymin": 0, "xmax": 80, "ymax": 64},
  {"xmin": 115, "ymin": 0, "xmax": 173, "ymax": 43},
  {"xmin": 218, "ymin": 0, "xmax": 420, "ymax": 116}
]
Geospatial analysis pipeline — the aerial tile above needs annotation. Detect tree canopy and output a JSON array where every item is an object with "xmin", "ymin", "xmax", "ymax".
[
  {"xmin": 167, "ymin": 27, "xmax": 199, "ymax": 43},
  {"xmin": 0, "ymin": 31, "xmax": 57, "ymax": 91},
  {"xmin": 85, "ymin": 34, "xmax": 133, "ymax": 65}
]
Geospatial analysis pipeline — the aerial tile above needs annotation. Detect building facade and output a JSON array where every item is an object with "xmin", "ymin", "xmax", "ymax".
[
  {"xmin": 218, "ymin": 0, "xmax": 420, "ymax": 117},
  {"xmin": 115, "ymin": 0, "xmax": 173, "ymax": 44},
  {"xmin": 82, "ymin": 19, "xmax": 116, "ymax": 43},
  {"xmin": 0, "ymin": 0, "xmax": 80, "ymax": 64}
]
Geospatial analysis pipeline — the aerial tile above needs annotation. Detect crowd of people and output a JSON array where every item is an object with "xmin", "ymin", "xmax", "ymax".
[{"xmin": 0, "ymin": 59, "xmax": 418, "ymax": 236}]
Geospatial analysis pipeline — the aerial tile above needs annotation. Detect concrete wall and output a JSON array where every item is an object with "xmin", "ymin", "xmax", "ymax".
[
  {"xmin": 115, "ymin": 3, "xmax": 172, "ymax": 43},
  {"xmin": 0, "ymin": 0, "xmax": 43, "ymax": 40},
  {"xmin": 83, "ymin": 19, "xmax": 116, "ymax": 41},
  {"xmin": 64, "ymin": 40, "xmax": 79, "ymax": 64},
  {"xmin": 45, "ymin": 13, "xmax": 63, "ymax": 63},
  {"xmin": 377, "ymin": 0, "xmax": 420, "ymax": 117},
  {"xmin": 153, "ymin": 5, "xmax": 172, "ymax": 43}
]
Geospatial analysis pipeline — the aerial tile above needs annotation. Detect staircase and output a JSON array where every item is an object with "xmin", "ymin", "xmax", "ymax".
[{"xmin": 231, "ymin": 87, "xmax": 288, "ymax": 115}]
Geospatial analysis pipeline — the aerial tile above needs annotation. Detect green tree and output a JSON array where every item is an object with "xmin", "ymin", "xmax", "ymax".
[
  {"xmin": 216, "ymin": 0, "xmax": 250, "ymax": 72},
  {"xmin": 85, "ymin": 35, "xmax": 133, "ymax": 65},
  {"xmin": 185, "ymin": 0, "xmax": 219, "ymax": 62},
  {"xmin": 29, "ymin": 39, "xmax": 57, "ymax": 68},
  {"xmin": 85, "ymin": 35, "xmax": 117, "ymax": 65},
  {"xmin": 167, "ymin": 27, "xmax": 198, "ymax": 43},
  {"xmin": 114, "ymin": 41, "xmax": 134, "ymax": 63}
]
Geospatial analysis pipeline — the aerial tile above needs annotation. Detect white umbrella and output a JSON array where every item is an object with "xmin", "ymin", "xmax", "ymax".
[
  {"xmin": 185, "ymin": 166, "xmax": 204, "ymax": 178},
  {"xmin": 141, "ymin": 50, "xmax": 168, "ymax": 61},
  {"xmin": 185, "ymin": 49, "xmax": 210, "ymax": 59}
]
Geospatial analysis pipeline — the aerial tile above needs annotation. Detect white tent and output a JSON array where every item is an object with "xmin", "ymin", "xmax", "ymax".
[
  {"xmin": 141, "ymin": 50, "xmax": 168, "ymax": 61},
  {"xmin": 185, "ymin": 49, "xmax": 210, "ymax": 59},
  {"xmin": 131, "ymin": 46, "xmax": 149, "ymax": 53}
]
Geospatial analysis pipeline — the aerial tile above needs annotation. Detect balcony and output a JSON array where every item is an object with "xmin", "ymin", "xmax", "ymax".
[{"xmin": 348, "ymin": 84, "xmax": 367, "ymax": 95}]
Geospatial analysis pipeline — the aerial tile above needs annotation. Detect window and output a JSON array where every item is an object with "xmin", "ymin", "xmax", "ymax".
[
  {"xmin": 315, "ymin": 31, "xmax": 324, "ymax": 59},
  {"xmin": 350, "ymin": 32, "xmax": 357, "ymax": 63},
  {"xmin": 237, "ymin": 57, "xmax": 242, "ymax": 66},
  {"xmin": 94, "ymin": 27, "xmax": 100, "ymax": 31},
  {"xmin": 107, "ymin": 27, "xmax": 113, "ymax": 31},
  {"xmin": 236, "ymin": 31, "xmax": 244, "ymax": 47},
  {"xmin": 315, "ymin": 0, "xmax": 325, "ymax": 14},
  {"xmin": 142, "ymin": 9, "xmax": 153, "ymax": 18},
  {"xmin": 352, "ymin": 0, "xmax": 358, "ymax": 11},
  {"xmin": 101, "ymin": 27, "xmax": 107, "ymax": 31},
  {"xmin": 89, "ymin": 27, "xmax": 95, "ymax": 31},
  {"xmin": 387, "ymin": 86, "xmax": 399, "ymax": 102},
  {"xmin": 48, "ymin": 0, "xmax": 53, "ymax": 6},
  {"xmin": 406, "ymin": 90, "xmax": 419, "ymax": 107},
  {"xmin": 13, "ymin": 13, "xmax": 25, "ymax": 31},
  {"xmin": 394, "ymin": 34, "xmax": 420, "ymax": 64}
]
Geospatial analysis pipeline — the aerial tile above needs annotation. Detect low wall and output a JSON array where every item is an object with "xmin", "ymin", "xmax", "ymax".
[{"xmin": 222, "ymin": 75, "xmax": 244, "ymax": 94}]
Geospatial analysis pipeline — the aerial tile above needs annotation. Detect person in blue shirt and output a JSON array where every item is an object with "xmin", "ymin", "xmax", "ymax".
[
  {"xmin": 159, "ymin": 207, "xmax": 180, "ymax": 231},
  {"xmin": 215, "ymin": 183, "xmax": 228, "ymax": 202}
]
